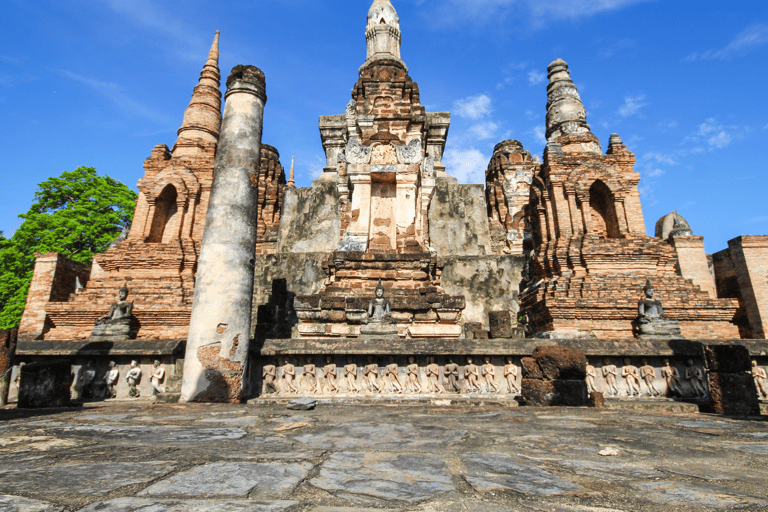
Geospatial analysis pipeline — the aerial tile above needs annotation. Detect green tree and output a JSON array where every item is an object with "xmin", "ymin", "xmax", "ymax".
[{"xmin": 0, "ymin": 167, "xmax": 137, "ymax": 329}]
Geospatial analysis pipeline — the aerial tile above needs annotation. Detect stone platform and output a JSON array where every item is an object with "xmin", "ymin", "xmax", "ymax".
[{"xmin": 0, "ymin": 401, "xmax": 767, "ymax": 511}]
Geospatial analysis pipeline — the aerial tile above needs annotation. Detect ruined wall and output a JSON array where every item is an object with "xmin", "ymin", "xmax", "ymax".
[
  {"xmin": 438, "ymin": 255, "xmax": 525, "ymax": 330},
  {"xmin": 669, "ymin": 235, "xmax": 716, "ymax": 298},
  {"xmin": 277, "ymin": 182, "xmax": 341, "ymax": 254},
  {"xmin": 712, "ymin": 236, "xmax": 768, "ymax": 339},
  {"xmin": 428, "ymin": 183, "xmax": 492, "ymax": 256},
  {"xmin": 251, "ymin": 253, "xmax": 330, "ymax": 339}
]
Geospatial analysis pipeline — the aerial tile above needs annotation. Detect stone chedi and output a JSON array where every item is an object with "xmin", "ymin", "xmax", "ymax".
[
  {"xmin": 520, "ymin": 59, "xmax": 741, "ymax": 339},
  {"xmin": 293, "ymin": 0, "xmax": 466, "ymax": 339}
]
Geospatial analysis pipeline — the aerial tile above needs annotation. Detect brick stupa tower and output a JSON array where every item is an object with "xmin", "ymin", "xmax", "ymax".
[{"xmin": 520, "ymin": 59, "xmax": 741, "ymax": 339}]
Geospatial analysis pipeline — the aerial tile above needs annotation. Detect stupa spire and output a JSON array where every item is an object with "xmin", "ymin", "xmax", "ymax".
[
  {"xmin": 365, "ymin": 0, "xmax": 402, "ymax": 65},
  {"xmin": 287, "ymin": 156, "xmax": 295, "ymax": 188},
  {"xmin": 174, "ymin": 31, "xmax": 222, "ymax": 150},
  {"xmin": 545, "ymin": 58, "xmax": 591, "ymax": 142}
]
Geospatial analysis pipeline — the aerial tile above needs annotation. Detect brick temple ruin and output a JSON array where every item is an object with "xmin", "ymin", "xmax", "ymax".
[{"xmin": 7, "ymin": 0, "xmax": 768, "ymax": 408}]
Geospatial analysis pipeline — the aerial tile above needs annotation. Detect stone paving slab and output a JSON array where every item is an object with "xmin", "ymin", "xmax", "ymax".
[
  {"xmin": 139, "ymin": 462, "xmax": 313, "ymax": 499},
  {"xmin": 76, "ymin": 498, "xmax": 300, "ymax": 511},
  {"xmin": 0, "ymin": 495, "xmax": 64, "ymax": 512},
  {"xmin": 0, "ymin": 462, "xmax": 175, "ymax": 497},
  {"xmin": 0, "ymin": 401, "xmax": 766, "ymax": 511},
  {"xmin": 310, "ymin": 451, "xmax": 454, "ymax": 504}
]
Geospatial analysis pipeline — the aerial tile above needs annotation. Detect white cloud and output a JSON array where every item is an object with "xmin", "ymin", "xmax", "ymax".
[
  {"xmin": 751, "ymin": 216, "xmax": 768, "ymax": 222},
  {"xmin": 707, "ymin": 131, "xmax": 732, "ymax": 149},
  {"xmin": 645, "ymin": 168, "xmax": 665, "ymax": 178},
  {"xmin": 533, "ymin": 126, "xmax": 547, "ymax": 145},
  {"xmin": 525, "ymin": 108, "xmax": 539, "ymax": 121},
  {"xmin": 419, "ymin": 0, "xmax": 654, "ymax": 29},
  {"xmin": 686, "ymin": 24, "xmax": 768, "ymax": 61},
  {"xmin": 469, "ymin": 121, "xmax": 500, "ymax": 140},
  {"xmin": 454, "ymin": 94, "xmax": 493, "ymax": 119},
  {"xmin": 57, "ymin": 69, "xmax": 174, "ymax": 126},
  {"xmin": 528, "ymin": 70, "xmax": 546, "ymax": 85},
  {"xmin": 681, "ymin": 117, "xmax": 743, "ymax": 153},
  {"xmin": 443, "ymin": 147, "xmax": 488, "ymax": 184},
  {"xmin": 617, "ymin": 94, "xmax": 647, "ymax": 117},
  {"xmin": 643, "ymin": 152, "xmax": 675, "ymax": 165}
]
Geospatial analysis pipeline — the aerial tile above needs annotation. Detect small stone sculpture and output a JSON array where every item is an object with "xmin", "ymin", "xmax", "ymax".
[
  {"xmin": 425, "ymin": 356, "xmax": 446, "ymax": 394},
  {"xmin": 621, "ymin": 358, "xmax": 641, "ymax": 397},
  {"xmin": 640, "ymin": 358, "xmax": 660, "ymax": 397},
  {"xmin": 444, "ymin": 358, "xmax": 460, "ymax": 392},
  {"xmin": 361, "ymin": 280, "xmax": 398, "ymax": 336},
  {"xmin": 343, "ymin": 357, "xmax": 359, "ymax": 393},
  {"xmin": 385, "ymin": 357, "xmax": 403, "ymax": 394},
  {"xmin": 685, "ymin": 359, "xmax": 706, "ymax": 398},
  {"xmin": 504, "ymin": 357, "xmax": 520, "ymax": 394},
  {"xmin": 364, "ymin": 357, "xmax": 382, "ymax": 393},
  {"xmin": 585, "ymin": 364, "xmax": 598, "ymax": 394},
  {"xmin": 406, "ymin": 356, "xmax": 422, "ymax": 394},
  {"xmin": 395, "ymin": 138, "xmax": 423, "ymax": 164},
  {"xmin": 90, "ymin": 285, "xmax": 133, "ymax": 340},
  {"xmin": 752, "ymin": 361, "xmax": 768, "ymax": 399},
  {"xmin": 126, "ymin": 360, "xmax": 141, "ymax": 398},
  {"xmin": 482, "ymin": 356, "xmax": 500, "ymax": 393},
  {"xmin": 300, "ymin": 357, "xmax": 318, "ymax": 394},
  {"xmin": 79, "ymin": 361, "xmax": 97, "ymax": 399},
  {"xmin": 149, "ymin": 360, "xmax": 165, "ymax": 396},
  {"xmin": 262, "ymin": 363, "xmax": 278, "ymax": 394},
  {"xmin": 634, "ymin": 280, "xmax": 682, "ymax": 339},
  {"xmin": 104, "ymin": 361, "xmax": 119, "ymax": 398},
  {"xmin": 322, "ymin": 356, "xmax": 338, "ymax": 394},
  {"xmin": 601, "ymin": 358, "xmax": 619, "ymax": 397},
  {"xmin": 661, "ymin": 359, "xmax": 683, "ymax": 397},
  {"xmin": 465, "ymin": 357, "xmax": 480, "ymax": 392},
  {"xmin": 280, "ymin": 358, "xmax": 298, "ymax": 394}
]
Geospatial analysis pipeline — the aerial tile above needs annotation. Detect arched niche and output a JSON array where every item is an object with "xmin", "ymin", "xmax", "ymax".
[
  {"xmin": 588, "ymin": 180, "xmax": 620, "ymax": 238},
  {"xmin": 147, "ymin": 184, "xmax": 178, "ymax": 243}
]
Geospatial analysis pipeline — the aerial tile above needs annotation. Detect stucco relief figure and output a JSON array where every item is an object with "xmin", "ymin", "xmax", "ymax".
[
  {"xmin": 396, "ymin": 139, "xmax": 422, "ymax": 164},
  {"xmin": 343, "ymin": 357, "xmax": 359, "ymax": 393},
  {"xmin": 149, "ymin": 360, "xmax": 165, "ymax": 396},
  {"xmin": 345, "ymin": 138, "xmax": 371, "ymax": 164},
  {"xmin": 280, "ymin": 358, "xmax": 298, "ymax": 394},
  {"xmin": 406, "ymin": 356, "xmax": 422, "ymax": 394},
  {"xmin": 300, "ymin": 357, "xmax": 318, "ymax": 394},
  {"xmin": 752, "ymin": 361, "xmax": 768, "ymax": 399},
  {"xmin": 104, "ymin": 361, "xmax": 119, "ymax": 398},
  {"xmin": 79, "ymin": 361, "xmax": 97, "ymax": 399},
  {"xmin": 601, "ymin": 358, "xmax": 619, "ymax": 397},
  {"xmin": 504, "ymin": 357, "xmax": 520, "ymax": 394},
  {"xmin": 640, "ymin": 358, "xmax": 660, "ymax": 397},
  {"xmin": 126, "ymin": 360, "xmax": 141, "ymax": 398},
  {"xmin": 585, "ymin": 364, "xmax": 598, "ymax": 394},
  {"xmin": 322, "ymin": 356, "xmax": 338, "ymax": 394},
  {"xmin": 96, "ymin": 285, "xmax": 133, "ymax": 326},
  {"xmin": 422, "ymin": 155, "xmax": 435, "ymax": 178},
  {"xmin": 425, "ymin": 356, "xmax": 446, "ymax": 394},
  {"xmin": 444, "ymin": 358, "xmax": 460, "ymax": 392},
  {"xmin": 634, "ymin": 280, "xmax": 682, "ymax": 339},
  {"xmin": 661, "ymin": 359, "xmax": 683, "ymax": 397},
  {"xmin": 482, "ymin": 357, "xmax": 500, "ymax": 393},
  {"xmin": 262, "ymin": 364, "xmax": 278, "ymax": 395},
  {"xmin": 364, "ymin": 356, "xmax": 382, "ymax": 394},
  {"xmin": 465, "ymin": 357, "xmax": 480, "ymax": 392},
  {"xmin": 385, "ymin": 357, "xmax": 404, "ymax": 394},
  {"xmin": 621, "ymin": 358, "xmax": 641, "ymax": 397},
  {"xmin": 685, "ymin": 359, "xmax": 707, "ymax": 398}
]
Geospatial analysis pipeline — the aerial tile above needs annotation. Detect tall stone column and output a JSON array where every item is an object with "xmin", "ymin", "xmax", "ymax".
[{"xmin": 181, "ymin": 65, "xmax": 267, "ymax": 403}]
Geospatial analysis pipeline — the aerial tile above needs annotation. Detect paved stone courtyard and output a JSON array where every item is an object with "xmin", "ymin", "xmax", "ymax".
[{"xmin": 0, "ymin": 400, "xmax": 767, "ymax": 511}]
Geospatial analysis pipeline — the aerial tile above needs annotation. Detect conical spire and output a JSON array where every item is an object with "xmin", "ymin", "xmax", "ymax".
[
  {"xmin": 174, "ymin": 31, "xmax": 222, "ymax": 151},
  {"xmin": 545, "ymin": 59, "xmax": 591, "ymax": 142},
  {"xmin": 287, "ymin": 156, "xmax": 295, "ymax": 188},
  {"xmin": 365, "ymin": 0, "xmax": 402, "ymax": 65}
]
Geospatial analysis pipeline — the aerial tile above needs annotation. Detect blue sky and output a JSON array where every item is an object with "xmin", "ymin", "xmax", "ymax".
[{"xmin": 1, "ymin": 0, "xmax": 766, "ymax": 253}]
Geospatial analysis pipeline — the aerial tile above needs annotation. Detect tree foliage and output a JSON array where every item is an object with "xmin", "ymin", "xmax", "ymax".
[{"xmin": 0, "ymin": 167, "xmax": 137, "ymax": 329}]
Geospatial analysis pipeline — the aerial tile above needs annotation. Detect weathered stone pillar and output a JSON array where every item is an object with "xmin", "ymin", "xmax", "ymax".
[
  {"xmin": 181, "ymin": 65, "xmax": 266, "ymax": 403},
  {"xmin": 0, "ymin": 330, "xmax": 17, "ymax": 406}
]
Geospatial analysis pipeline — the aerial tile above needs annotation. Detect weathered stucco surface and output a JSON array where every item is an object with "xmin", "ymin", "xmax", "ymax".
[
  {"xmin": 428, "ymin": 182, "xmax": 492, "ymax": 256},
  {"xmin": 277, "ymin": 182, "xmax": 341, "ymax": 254},
  {"xmin": 438, "ymin": 255, "xmax": 524, "ymax": 329}
]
